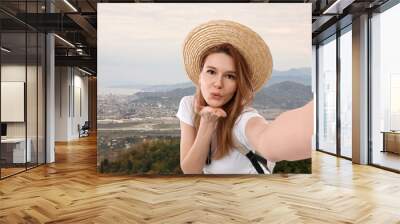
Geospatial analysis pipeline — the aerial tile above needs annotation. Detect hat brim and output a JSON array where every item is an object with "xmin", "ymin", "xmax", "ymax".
[{"xmin": 183, "ymin": 20, "xmax": 273, "ymax": 92}]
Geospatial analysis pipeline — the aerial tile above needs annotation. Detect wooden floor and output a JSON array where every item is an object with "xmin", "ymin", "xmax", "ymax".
[
  {"xmin": 1, "ymin": 167, "xmax": 26, "ymax": 178},
  {"xmin": 373, "ymin": 150, "xmax": 400, "ymax": 171},
  {"xmin": 1, "ymin": 135, "xmax": 400, "ymax": 223}
]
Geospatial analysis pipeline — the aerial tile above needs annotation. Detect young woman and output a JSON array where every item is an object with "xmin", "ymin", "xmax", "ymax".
[{"xmin": 176, "ymin": 20, "xmax": 313, "ymax": 174}]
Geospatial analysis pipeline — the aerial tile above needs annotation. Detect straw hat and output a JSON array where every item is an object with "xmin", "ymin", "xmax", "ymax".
[{"xmin": 182, "ymin": 20, "xmax": 273, "ymax": 92}]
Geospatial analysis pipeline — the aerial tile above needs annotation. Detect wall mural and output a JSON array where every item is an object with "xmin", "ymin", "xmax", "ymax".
[{"xmin": 97, "ymin": 3, "xmax": 313, "ymax": 175}]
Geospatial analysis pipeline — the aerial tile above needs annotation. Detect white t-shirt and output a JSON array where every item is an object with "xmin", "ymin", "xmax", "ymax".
[{"xmin": 176, "ymin": 95, "xmax": 275, "ymax": 174}]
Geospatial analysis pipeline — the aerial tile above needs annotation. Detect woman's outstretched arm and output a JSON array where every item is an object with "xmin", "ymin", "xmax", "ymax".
[{"xmin": 245, "ymin": 100, "xmax": 314, "ymax": 162}]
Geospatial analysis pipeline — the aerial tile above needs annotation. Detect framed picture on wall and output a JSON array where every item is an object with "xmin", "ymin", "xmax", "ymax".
[{"xmin": 1, "ymin": 81, "xmax": 25, "ymax": 122}]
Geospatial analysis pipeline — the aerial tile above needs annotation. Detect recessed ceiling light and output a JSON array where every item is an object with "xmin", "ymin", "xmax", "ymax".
[
  {"xmin": 63, "ymin": 0, "xmax": 78, "ymax": 12},
  {"xmin": 1, "ymin": 47, "xmax": 11, "ymax": 53},
  {"xmin": 54, "ymin": 34, "xmax": 75, "ymax": 48},
  {"xmin": 323, "ymin": 0, "xmax": 355, "ymax": 15},
  {"xmin": 78, "ymin": 67, "xmax": 92, "ymax": 76}
]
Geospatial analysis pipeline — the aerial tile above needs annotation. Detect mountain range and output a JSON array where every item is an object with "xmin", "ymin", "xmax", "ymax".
[
  {"xmin": 130, "ymin": 81, "xmax": 312, "ymax": 110},
  {"xmin": 105, "ymin": 67, "xmax": 311, "ymax": 93}
]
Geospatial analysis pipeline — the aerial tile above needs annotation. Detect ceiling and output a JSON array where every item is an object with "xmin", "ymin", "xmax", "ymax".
[{"xmin": 0, "ymin": 0, "xmax": 392, "ymax": 75}]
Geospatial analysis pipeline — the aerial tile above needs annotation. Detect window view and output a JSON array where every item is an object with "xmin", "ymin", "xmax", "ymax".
[
  {"xmin": 317, "ymin": 35, "xmax": 337, "ymax": 155},
  {"xmin": 339, "ymin": 27, "xmax": 352, "ymax": 158},
  {"xmin": 371, "ymin": 3, "xmax": 400, "ymax": 171}
]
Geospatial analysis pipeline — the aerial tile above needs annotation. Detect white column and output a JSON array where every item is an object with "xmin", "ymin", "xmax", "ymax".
[
  {"xmin": 352, "ymin": 14, "xmax": 369, "ymax": 164},
  {"xmin": 45, "ymin": 0, "xmax": 56, "ymax": 163},
  {"xmin": 46, "ymin": 33, "xmax": 55, "ymax": 163}
]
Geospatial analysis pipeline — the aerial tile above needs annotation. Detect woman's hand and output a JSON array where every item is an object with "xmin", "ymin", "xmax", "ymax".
[
  {"xmin": 179, "ymin": 106, "xmax": 226, "ymax": 174},
  {"xmin": 194, "ymin": 95, "xmax": 226, "ymax": 127},
  {"xmin": 198, "ymin": 106, "xmax": 227, "ymax": 128}
]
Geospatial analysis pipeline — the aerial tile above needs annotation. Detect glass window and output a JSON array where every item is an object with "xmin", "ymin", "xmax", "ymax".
[
  {"xmin": 38, "ymin": 32, "xmax": 45, "ymax": 165},
  {"xmin": 339, "ymin": 27, "xmax": 352, "ymax": 158},
  {"xmin": 371, "ymin": 3, "xmax": 400, "ymax": 171},
  {"xmin": 1, "ymin": 31, "xmax": 28, "ymax": 178},
  {"xmin": 27, "ymin": 30, "xmax": 38, "ymax": 169},
  {"xmin": 317, "ymin": 35, "xmax": 337, "ymax": 154},
  {"xmin": 0, "ymin": 2, "xmax": 46, "ymax": 178}
]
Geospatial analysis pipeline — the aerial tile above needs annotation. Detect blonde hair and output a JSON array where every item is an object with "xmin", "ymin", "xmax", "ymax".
[{"xmin": 193, "ymin": 43, "xmax": 254, "ymax": 159}]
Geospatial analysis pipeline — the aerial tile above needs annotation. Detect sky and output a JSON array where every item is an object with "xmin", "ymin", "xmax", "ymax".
[{"xmin": 98, "ymin": 3, "xmax": 311, "ymax": 88}]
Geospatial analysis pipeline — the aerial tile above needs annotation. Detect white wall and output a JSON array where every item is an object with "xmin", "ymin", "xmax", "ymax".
[
  {"xmin": 55, "ymin": 67, "xmax": 89, "ymax": 141},
  {"xmin": 1, "ymin": 82, "xmax": 25, "ymax": 122},
  {"xmin": 1, "ymin": 65, "xmax": 26, "ymax": 140},
  {"xmin": 73, "ymin": 73, "xmax": 89, "ymax": 137},
  {"xmin": 55, "ymin": 67, "xmax": 69, "ymax": 141},
  {"xmin": 1, "ymin": 63, "xmax": 46, "ymax": 163},
  {"xmin": 1, "ymin": 65, "xmax": 35, "ymax": 138}
]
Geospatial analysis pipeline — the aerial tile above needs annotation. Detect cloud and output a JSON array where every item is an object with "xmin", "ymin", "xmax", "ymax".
[{"xmin": 98, "ymin": 3, "xmax": 311, "ymax": 86}]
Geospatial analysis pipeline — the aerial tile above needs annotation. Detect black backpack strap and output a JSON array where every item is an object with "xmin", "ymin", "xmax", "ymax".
[
  {"xmin": 245, "ymin": 151, "xmax": 265, "ymax": 174},
  {"xmin": 252, "ymin": 153, "xmax": 269, "ymax": 165},
  {"xmin": 233, "ymin": 136, "xmax": 271, "ymax": 174},
  {"xmin": 206, "ymin": 144, "xmax": 212, "ymax": 165}
]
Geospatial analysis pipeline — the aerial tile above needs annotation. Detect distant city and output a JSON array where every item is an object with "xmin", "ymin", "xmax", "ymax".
[{"xmin": 97, "ymin": 68, "xmax": 313, "ymax": 170}]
